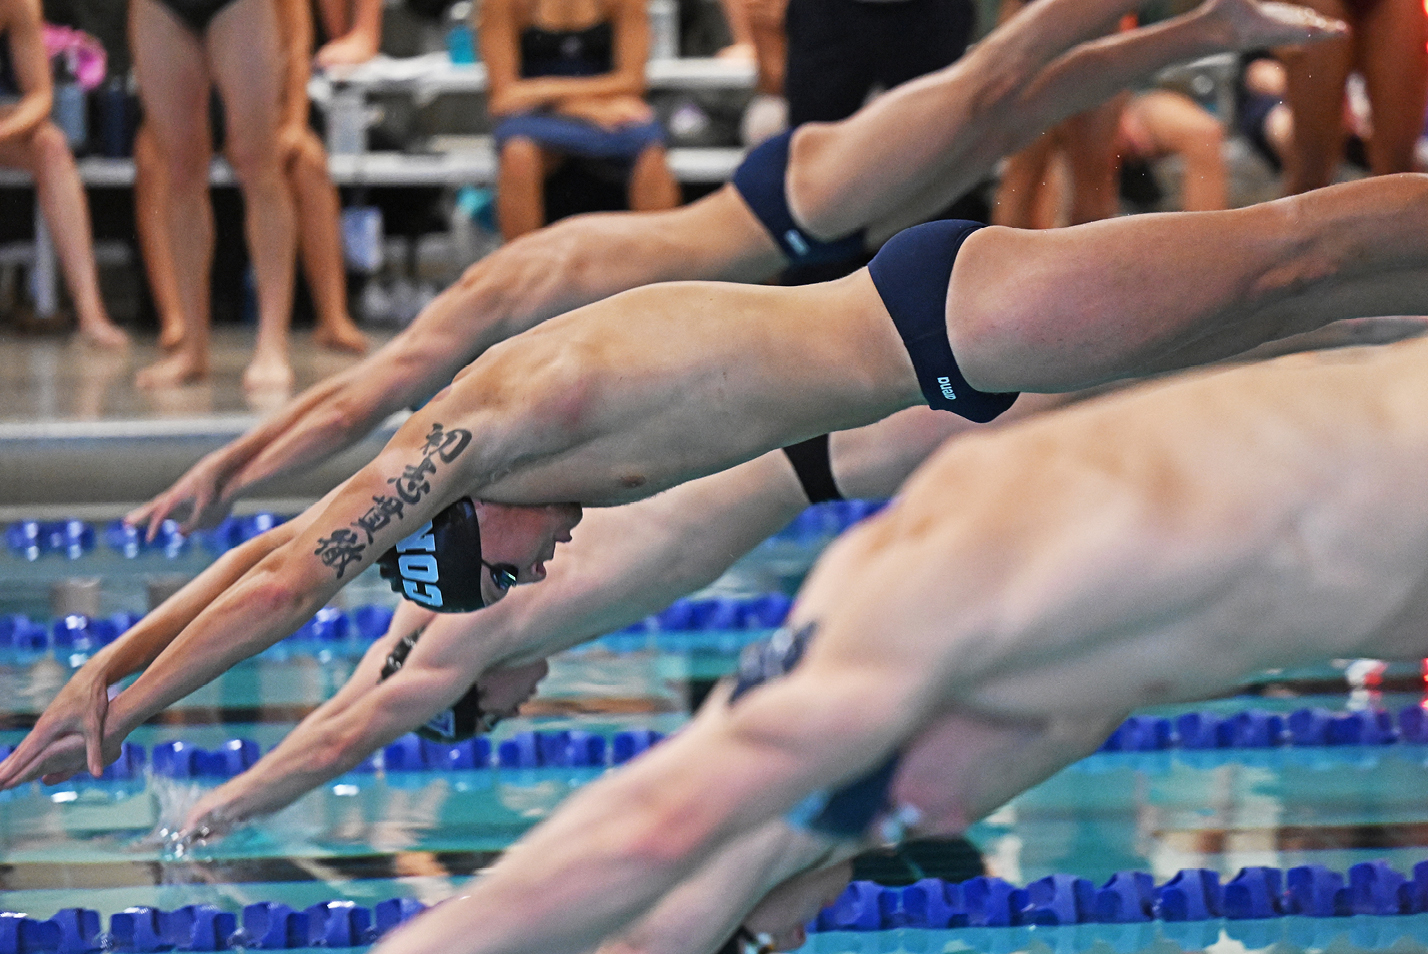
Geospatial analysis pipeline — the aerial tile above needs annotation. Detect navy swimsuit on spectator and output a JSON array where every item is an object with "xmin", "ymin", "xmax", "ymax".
[{"xmin": 492, "ymin": 20, "xmax": 665, "ymax": 160}]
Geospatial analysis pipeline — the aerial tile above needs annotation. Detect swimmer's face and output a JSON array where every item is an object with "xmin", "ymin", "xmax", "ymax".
[
  {"xmin": 478, "ymin": 658, "xmax": 550, "ymax": 721},
  {"xmin": 474, "ymin": 502, "xmax": 582, "ymax": 603}
]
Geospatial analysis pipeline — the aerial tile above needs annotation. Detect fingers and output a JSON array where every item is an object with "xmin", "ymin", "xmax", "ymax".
[
  {"xmin": 0, "ymin": 730, "xmax": 53, "ymax": 789},
  {"xmin": 0, "ymin": 733, "xmax": 86, "ymax": 789},
  {"xmin": 84, "ymin": 691, "xmax": 108, "ymax": 779},
  {"xmin": 123, "ymin": 498, "xmax": 158, "ymax": 533}
]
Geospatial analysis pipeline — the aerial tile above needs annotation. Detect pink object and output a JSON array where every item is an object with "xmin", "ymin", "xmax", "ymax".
[{"xmin": 41, "ymin": 24, "xmax": 107, "ymax": 91}]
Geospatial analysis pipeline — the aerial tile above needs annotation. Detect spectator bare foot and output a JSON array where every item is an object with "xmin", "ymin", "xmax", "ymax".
[
  {"xmin": 313, "ymin": 318, "xmax": 369, "ymax": 354},
  {"xmin": 76, "ymin": 320, "xmax": 130, "ymax": 349},
  {"xmin": 242, "ymin": 349, "xmax": 295, "ymax": 393},
  {"xmin": 137, "ymin": 350, "xmax": 208, "ymax": 388}
]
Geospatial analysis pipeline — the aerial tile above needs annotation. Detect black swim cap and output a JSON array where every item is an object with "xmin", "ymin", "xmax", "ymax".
[
  {"xmin": 376, "ymin": 498, "xmax": 518, "ymax": 613},
  {"xmin": 380, "ymin": 628, "xmax": 491, "ymax": 742}
]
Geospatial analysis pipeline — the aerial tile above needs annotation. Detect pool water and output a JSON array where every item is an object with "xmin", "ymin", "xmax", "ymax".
[{"xmin": 5, "ymin": 512, "xmax": 1428, "ymax": 953}]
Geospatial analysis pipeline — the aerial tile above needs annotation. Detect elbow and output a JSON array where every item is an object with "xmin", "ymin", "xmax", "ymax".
[
  {"xmin": 614, "ymin": 781, "xmax": 719, "ymax": 877},
  {"xmin": 246, "ymin": 554, "xmax": 313, "ymax": 621},
  {"xmin": 321, "ymin": 391, "xmax": 378, "ymax": 443},
  {"xmin": 311, "ymin": 720, "xmax": 365, "ymax": 776}
]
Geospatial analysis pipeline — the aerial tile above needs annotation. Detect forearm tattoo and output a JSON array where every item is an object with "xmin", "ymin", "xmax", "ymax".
[{"xmin": 314, "ymin": 423, "xmax": 473, "ymax": 579}]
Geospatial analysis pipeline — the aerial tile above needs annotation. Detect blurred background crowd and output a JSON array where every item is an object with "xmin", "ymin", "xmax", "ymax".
[{"xmin": 1, "ymin": 0, "xmax": 1425, "ymax": 402}]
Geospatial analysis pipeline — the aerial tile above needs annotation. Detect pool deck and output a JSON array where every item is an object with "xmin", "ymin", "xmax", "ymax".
[{"xmin": 0, "ymin": 328, "xmax": 399, "ymax": 513}]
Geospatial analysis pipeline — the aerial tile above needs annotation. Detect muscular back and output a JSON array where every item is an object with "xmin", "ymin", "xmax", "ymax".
[{"xmin": 796, "ymin": 337, "xmax": 1428, "ymax": 728}]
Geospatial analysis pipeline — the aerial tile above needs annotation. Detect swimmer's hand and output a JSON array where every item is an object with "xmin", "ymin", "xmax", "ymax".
[
  {"xmin": 126, "ymin": 452, "xmax": 237, "ymax": 540},
  {"xmin": 740, "ymin": 861, "xmax": 854, "ymax": 954},
  {"xmin": 176, "ymin": 795, "xmax": 248, "ymax": 852},
  {"xmin": 0, "ymin": 666, "xmax": 116, "ymax": 788},
  {"xmin": 1201, "ymin": 0, "xmax": 1347, "ymax": 51}
]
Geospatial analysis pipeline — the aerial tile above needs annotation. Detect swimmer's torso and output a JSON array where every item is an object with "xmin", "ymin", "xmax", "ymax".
[
  {"xmin": 796, "ymin": 337, "xmax": 1428, "ymax": 728},
  {"xmin": 440, "ymin": 272, "xmax": 926, "ymax": 506}
]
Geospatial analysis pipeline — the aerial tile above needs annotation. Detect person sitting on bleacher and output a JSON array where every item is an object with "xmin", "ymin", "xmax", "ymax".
[
  {"xmin": 0, "ymin": 0, "xmax": 127, "ymax": 347},
  {"xmin": 481, "ymin": 0, "xmax": 681, "ymax": 240}
]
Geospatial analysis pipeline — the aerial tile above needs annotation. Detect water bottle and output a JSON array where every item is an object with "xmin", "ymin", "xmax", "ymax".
[
  {"xmin": 326, "ymin": 81, "xmax": 367, "ymax": 155},
  {"xmin": 98, "ymin": 76, "xmax": 130, "ymax": 158},
  {"xmin": 52, "ymin": 52, "xmax": 87, "ymax": 152},
  {"xmin": 341, "ymin": 205, "xmax": 385, "ymax": 273},
  {"xmin": 446, "ymin": 1, "xmax": 476, "ymax": 64},
  {"xmin": 646, "ymin": 0, "xmax": 677, "ymax": 61}
]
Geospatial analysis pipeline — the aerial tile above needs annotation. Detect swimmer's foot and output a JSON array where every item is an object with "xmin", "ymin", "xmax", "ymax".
[
  {"xmin": 137, "ymin": 349, "xmax": 209, "ymax": 388},
  {"xmin": 1203, "ymin": 0, "xmax": 1348, "ymax": 50},
  {"xmin": 313, "ymin": 317, "xmax": 369, "ymax": 354},
  {"xmin": 75, "ymin": 320, "xmax": 130, "ymax": 350},
  {"xmin": 242, "ymin": 350, "xmax": 295, "ymax": 394}
]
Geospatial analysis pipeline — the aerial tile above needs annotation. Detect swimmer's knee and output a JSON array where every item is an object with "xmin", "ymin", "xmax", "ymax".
[
  {"xmin": 164, "ymin": 144, "xmax": 212, "ymax": 191},
  {"xmin": 28, "ymin": 122, "xmax": 71, "ymax": 167},
  {"xmin": 292, "ymin": 134, "xmax": 327, "ymax": 174}
]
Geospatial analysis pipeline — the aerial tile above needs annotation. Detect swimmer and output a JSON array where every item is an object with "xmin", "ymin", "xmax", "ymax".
[
  {"xmin": 137, "ymin": 0, "xmax": 369, "ymax": 356},
  {"xmin": 8, "ymin": 151, "xmax": 1428, "ymax": 788},
  {"xmin": 363, "ymin": 333, "xmax": 1428, "ymax": 954},
  {"xmin": 0, "ymin": 0, "xmax": 128, "ymax": 348},
  {"xmin": 166, "ymin": 316, "xmax": 1428, "ymax": 837},
  {"xmin": 174, "ymin": 398, "xmax": 1084, "ymax": 835},
  {"xmin": 129, "ymin": 0, "xmax": 299, "ymax": 392},
  {"xmin": 126, "ymin": 0, "xmax": 1327, "ymax": 536}
]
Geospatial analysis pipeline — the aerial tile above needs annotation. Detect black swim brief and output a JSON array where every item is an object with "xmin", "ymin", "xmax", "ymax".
[
  {"xmin": 732, "ymin": 129, "xmax": 867, "ymax": 267},
  {"xmin": 867, "ymin": 219, "xmax": 1018, "ymax": 423}
]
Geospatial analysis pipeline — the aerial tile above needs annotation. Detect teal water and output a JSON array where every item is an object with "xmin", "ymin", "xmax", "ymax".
[{"xmin": 3, "ymin": 608, "xmax": 1427, "ymax": 951}]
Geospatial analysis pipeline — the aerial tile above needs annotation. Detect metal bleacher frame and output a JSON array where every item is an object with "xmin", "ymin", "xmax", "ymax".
[{"xmin": 0, "ymin": 55, "xmax": 755, "ymax": 318}]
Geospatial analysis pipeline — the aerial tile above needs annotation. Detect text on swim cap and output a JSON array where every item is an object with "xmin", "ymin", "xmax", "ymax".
[{"xmin": 395, "ymin": 521, "xmax": 444, "ymax": 608}]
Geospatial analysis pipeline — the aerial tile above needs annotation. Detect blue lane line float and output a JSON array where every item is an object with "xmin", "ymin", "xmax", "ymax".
[
  {"xmin": 1096, "ymin": 705, "xmax": 1428, "ymax": 755},
  {"xmin": 5, "ymin": 520, "xmax": 95, "ymax": 561},
  {"xmin": 807, "ymin": 859, "xmax": 1428, "ymax": 935},
  {"xmin": 8, "ymin": 501, "xmax": 884, "ymax": 564},
  {"xmin": 0, "ymin": 898, "xmax": 427, "ymax": 953},
  {"xmin": 7, "ymin": 862, "xmax": 1428, "ymax": 951},
  {"xmin": 29, "ymin": 697, "xmax": 1428, "ymax": 792}
]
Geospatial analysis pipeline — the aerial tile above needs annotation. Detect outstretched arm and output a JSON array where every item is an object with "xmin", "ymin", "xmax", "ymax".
[
  {"xmin": 6, "ymin": 398, "xmax": 500, "ymax": 786},
  {"xmin": 178, "ymin": 449, "xmax": 812, "ymax": 830},
  {"xmin": 0, "ymin": 517, "xmax": 306, "ymax": 788},
  {"xmin": 373, "ymin": 640, "xmax": 933, "ymax": 954},
  {"xmin": 128, "ymin": 191, "xmax": 771, "ymax": 537}
]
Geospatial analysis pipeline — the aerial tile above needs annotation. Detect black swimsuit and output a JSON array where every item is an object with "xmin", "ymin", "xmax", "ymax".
[
  {"xmin": 731, "ymin": 129, "xmax": 867, "ymax": 267},
  {"xmin": 519, "ymin": 21, "xmax": 614, "ymax": 77},
  {"xmin": 155, "ymin": 0, "xmax": 244, "ymax": 34},
  {"xmin": 782, "ymin": 434, "xmax": 843, "ymax": 504},
  {"xmin": 0, "ymin": 32, "xmax": 17, "ymax": 98},
  {"xmin": 867, "ymin": 219, "xmax": 1019, "ymax": 423}
]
